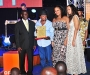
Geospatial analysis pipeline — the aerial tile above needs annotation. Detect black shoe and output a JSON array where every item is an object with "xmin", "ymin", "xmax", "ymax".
[
  {"xmin": 87, "ymin": 59, "xmax": 90, "ymax": 62},
  {"xmin": 27, "ymin": 72, "xmax": 33, "ymax": 75},
  {"xmin": 21, "ymin": 74, "xmax": 27, "ymax": 75},
  {"xmin": 27, "ymin": 73, "xmax": 33, "ymax": 75},
  {"xmin": 20, "ymin": 71, "xmax": 27, "ymax": 75}
]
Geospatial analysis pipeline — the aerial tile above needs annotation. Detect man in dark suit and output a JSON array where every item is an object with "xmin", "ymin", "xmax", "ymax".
[{"xmin": 15, "ymin": 10, "xmax": 36, "ymax": 75}]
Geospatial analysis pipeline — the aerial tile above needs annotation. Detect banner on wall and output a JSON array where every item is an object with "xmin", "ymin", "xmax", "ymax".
[{"xmin": 0, "ymin": 0, "xmax": 42, "ymax": 8}]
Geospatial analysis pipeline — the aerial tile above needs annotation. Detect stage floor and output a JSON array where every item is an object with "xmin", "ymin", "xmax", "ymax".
[
  {"xmin": 0, "ymin": 48, "xmax": 90, "ymax": 75},
  {"xmin": 0, "ymin": 62, "xmax": 90, "ymax": 75}
]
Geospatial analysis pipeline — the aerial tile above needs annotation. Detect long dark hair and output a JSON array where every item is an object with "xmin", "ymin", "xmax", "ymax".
[
  {"xmin": 67, "ymin": 4, "xmax": 78, "ymax": 22},
  {"xmin": 54, "ymin": 5, "xmax": 67, "ymax": 18}
]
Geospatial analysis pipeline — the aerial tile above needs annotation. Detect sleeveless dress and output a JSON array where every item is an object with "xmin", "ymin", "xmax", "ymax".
[
  {"xmin": 66, "ymin": 15, "xmax": 87, "ymax": 74},
  {"xmin": 52, "ymin": 21, "xmax": 68, "ymax": 66}
]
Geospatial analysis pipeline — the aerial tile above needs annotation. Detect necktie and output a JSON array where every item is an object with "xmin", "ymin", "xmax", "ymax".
[{"xmin": 25, "ymin": 20, "xmax": 29, "ymax": 31}]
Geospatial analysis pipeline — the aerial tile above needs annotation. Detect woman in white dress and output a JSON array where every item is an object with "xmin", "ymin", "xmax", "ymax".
[{"xmin": 66, "ymin": 4, "xmax": 87, "ymax": 75}]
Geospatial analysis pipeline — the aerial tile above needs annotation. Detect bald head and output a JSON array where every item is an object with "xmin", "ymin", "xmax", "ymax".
[
  {"xmin": 41, "ymin": 67, "xmax": 57, "ymax": 75},
  {"xmin": 55, "ymin": 61, "xmax": 67, "ymax": 75},
  {"xmin": 10, "ymin": 67, "xmax": 20, "ymax": 75}
]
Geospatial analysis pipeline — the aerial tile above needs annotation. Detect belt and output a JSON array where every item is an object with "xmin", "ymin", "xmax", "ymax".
[{"xmin": 55, "ymin": 28, "xmax": 67, "ymax": 30}]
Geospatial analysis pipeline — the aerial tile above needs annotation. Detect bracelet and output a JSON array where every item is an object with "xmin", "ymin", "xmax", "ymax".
[
  {"xmin": 85, "ymin": 40, "xmax": 87, "ymax": 41},
  {"xmin": 83, "ymin": 40, "xmax": 86, "ymax": 42}
]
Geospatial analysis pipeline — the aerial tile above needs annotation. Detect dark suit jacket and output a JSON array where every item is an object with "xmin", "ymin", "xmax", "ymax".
[{"xmin": 15, "ymin": 20, "xmax": 36, "ymax": 50}]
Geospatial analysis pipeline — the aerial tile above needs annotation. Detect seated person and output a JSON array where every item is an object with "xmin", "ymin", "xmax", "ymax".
[
  {"xmin": 55, "ymin": 61, "xmax": 67, "ymax": 75},
  {"xmin": 41, "ymin": 67, "xmax": 57, "ymax": 75}
]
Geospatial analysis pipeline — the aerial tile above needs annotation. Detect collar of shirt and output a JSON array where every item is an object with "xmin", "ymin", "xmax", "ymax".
[
  {"xmin": 38, "ymin": 19, "xmax": 48, "ymax": 26},
  {"xmin": 22, "ymin": 18, "xmax": 28, "ymax": 22}
]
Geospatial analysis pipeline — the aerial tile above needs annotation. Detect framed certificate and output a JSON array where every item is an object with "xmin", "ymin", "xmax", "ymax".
[{"xmin": 35, "ymin": 26, "xmax": 46, "ymax": 40}]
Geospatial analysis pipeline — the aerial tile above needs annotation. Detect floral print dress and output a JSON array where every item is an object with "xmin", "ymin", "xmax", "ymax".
[{"xmin": 52, "ymin": 21, "xmax": 68, "ymax": 66}]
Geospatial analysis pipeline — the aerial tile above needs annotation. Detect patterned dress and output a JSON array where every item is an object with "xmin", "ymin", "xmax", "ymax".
[
  {"xmin": 66, "ymin": 15, "xmax": 87, "ymax": 74},
  {"xmin": 52, "ymin": 21, "xmax": 68, "ymax": 66}
]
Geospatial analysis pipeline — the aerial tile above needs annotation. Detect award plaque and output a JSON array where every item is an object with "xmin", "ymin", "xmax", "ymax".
[{"xmin": 35, "ymin": 26, "xmax": 46, "ymax": 40}]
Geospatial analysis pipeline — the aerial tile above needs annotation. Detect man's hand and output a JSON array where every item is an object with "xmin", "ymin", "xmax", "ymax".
[
  {"xmin": 72, "ymin": 40, "xmax": 75, "ymax": 47},
  {"xmin": 44, "ymin": 36, "xmax": 50, "ymax": 40},
  {"xmin": 33, "ymin": 46, "xmax": 36, "ymax": 50},
  {"xmin": 17, "ymin": 47, "xmax": 22, "ymax": 52},
  {"xmin": 51, "ymin": 41, "xmax": 54, "ymax": 47}
]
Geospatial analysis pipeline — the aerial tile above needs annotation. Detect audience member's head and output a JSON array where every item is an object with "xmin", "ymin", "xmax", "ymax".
[
  {"xmin": 55, "ymin": 61, "xmax": 67, "ymax": 75},
  {"xmin": 21, "ymin": 3, "xmax": 27, "ymax": 10},
  {"xmin": 10, "ymin": 67, "xmax": 20, "ymax": 75},
  {"xmin": 0, "ymin": 71, "xmax": 4, "ymax": 75},
  {"xmin": 41, "ymin": 67, "xmax": 57, "ymax": 75}
]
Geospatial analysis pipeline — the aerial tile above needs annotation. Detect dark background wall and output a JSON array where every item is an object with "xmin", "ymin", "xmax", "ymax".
[
  {"xmin": 0, "ymin": 0, "xmax": 67, "ymax": 36},
  {"xmin": 0, "ymin": 0, "xmax": 67, "ymax": 45},
  {"xmin": 0, "ymin": 0, "xmax": 90, "ymax": 46},
  {"xmin": 0, "ymin": 7, "xmax": 53, "ymax": 36},
  {"xmin": 0, "ymin": 6, "xmax": 67, "ymax": 36}
]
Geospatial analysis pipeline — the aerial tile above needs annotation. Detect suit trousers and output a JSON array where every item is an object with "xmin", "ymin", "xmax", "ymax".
[
  {"xmin": 38, "ymin": 45, "xmax": 53, "ymax": 68},
  {"xmin": 19, "ymin": 48, "xmax": 33, "ymax": 74},
  {"xmin": 87, "ymin": 48, "xmax": 90, "ymax": 62}
]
